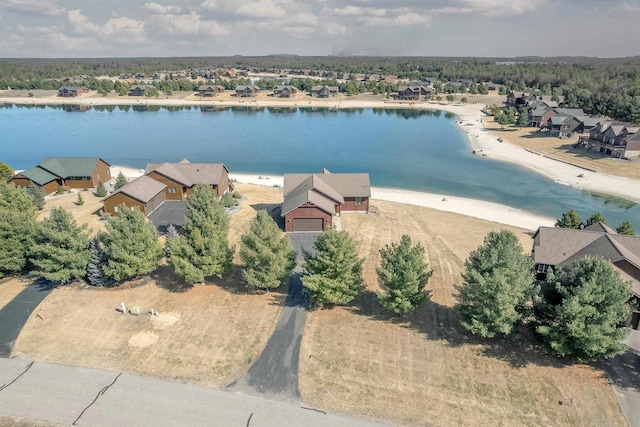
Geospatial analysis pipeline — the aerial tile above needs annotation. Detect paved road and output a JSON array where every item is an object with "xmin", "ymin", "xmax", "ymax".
[
  {"xmin": 0, "ymin": 280, "xmax": 56, "ymax": 357},
  {"xmin": 227, "ymin": 233, "xmax": 316, "ymax": 402},
  {"xmin": 601, "ymin": 330, "xmax": 640, "ymax": 427},
  {"xmin": 0, "ymin": 358, "xmax": 386, "ymax": 426}
]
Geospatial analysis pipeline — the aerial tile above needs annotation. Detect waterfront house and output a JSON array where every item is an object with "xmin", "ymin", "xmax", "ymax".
[
  {"xmin": 144, "ymin": 159, "xmax": 233, "ymax": 200},
  {"xmin": 396, "ymin": 86, "xmax": 421, "ymax": 100},
  {"xmin": 281, "ymin": 169, "xmax": 370, "ymax": 232},
  {"xmin": 198, "ymin": 85, "xmax": 225, "ymax": 97},
  {"xmin": 10, "ymin": 157, "xmax": 111, "ymax": 195},
  {"xmin": 581, "ymin": 121, "xmax": 640, "ymax": 158},
  {"xmin": 506, "ymin": 91, "xmax": 536, "ymax": 109},
  {"xmin": 531, "ymin": 223, "xmax": 640, "ymax": 328},
  {"xmin": 102, "ymin": 175, "xmax": 166, "ymax": 216},
  {"xmin": 129, "ymin": 85, "xmax": 153, "ymax": 96},
  {"xmin": 311, "ymin": 85, "xmax": 339, "ymax": 98},
  {"xmin": 273, "ymin": 86, "xmax": 298, "ymax": 98},
  {"xmin": 236, "ymin": 86, "xmax": 258, "ymax": 97},
  {"xmin": 58, "ymin": 86, "xmax": 88, "ymax": 97}
]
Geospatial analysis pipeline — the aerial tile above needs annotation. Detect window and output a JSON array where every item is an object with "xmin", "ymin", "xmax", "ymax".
[
  {"xmin": 168, "ymin": 187, "xmax": 177, "ymax": 194},
  {"xmin": 536, "ymin": 264, "xmax": 550, "ymax": 273},
  {"xmin": 131, "ymin": 206, "xmax": 136, "ymax": 211},
  {"xmin": 355, "ymin": 197, "xmax": 362, "ymax": 206},
  {"xmin": 114, "ymin": 206, "xmax": 119, "ymax": 213}
]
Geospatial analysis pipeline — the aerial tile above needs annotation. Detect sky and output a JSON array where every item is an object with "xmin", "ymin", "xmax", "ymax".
[{"xmin": 0, "ymin": 0, "xmax": 639, "ymax": 58}]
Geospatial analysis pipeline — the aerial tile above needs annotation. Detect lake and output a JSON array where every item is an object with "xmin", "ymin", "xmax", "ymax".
[{"xmin": 1, "ymin": 103, "xmax": 639, "ymax": 227}]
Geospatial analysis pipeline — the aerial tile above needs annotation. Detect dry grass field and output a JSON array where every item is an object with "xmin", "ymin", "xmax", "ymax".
[
  {"xmin": 11, "ymin": 184, "xmax": 287, "ymax": 388},
  {"xmin": 485, "ymin": 118, "xmax": 640, "ymax": 180},
  {"xmin": 298, "ymin": 200, "xmax": 626, "ymax": 427},
  {"xmin": 0, "ymin": 278, "xmax": 30, "ymax": 310},
  {"xmin": 38, "ymin": 190, "xmax": 106, "ymax": 234}
]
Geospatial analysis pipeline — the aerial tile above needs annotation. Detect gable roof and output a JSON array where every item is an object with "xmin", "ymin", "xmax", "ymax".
[
  {"xmin": 145, "ymin": 160, "xmax": 228, "ymax": 187},
  {"xmin": 39, "ymin": 157, "xmax": 106, "ymax": 178},
  {"xmin": 553, "ymin": 108, "xmax": 584, "ymax": 117},
  {"xmin": 104, "ymin": 175, "xmax": 166, "ymax": 204},
  {"xmin": 16, "ymin": 167, "xmax": 59, "ymax": 185}
]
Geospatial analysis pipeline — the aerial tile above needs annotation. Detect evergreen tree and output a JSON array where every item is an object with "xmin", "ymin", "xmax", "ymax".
[
  {"xmin": 95, "ymin": 181, "xmax": 107, "ymax": 198},
  {"xmin": 516, "ymin": 109, "xmax": 529, "ymax": 127},
  {"xmin": 456, "ymin": 230, "xmax": 535, "ymax": 338},
  {"xmin": 100, "ymin": 206, "xmax": 163, "ymax": 281},
  {"xmin": 76, "ymin": 193, "xmax": 84, "ymax": 206},
  {"xmin": 616, "ymin": 221, "xmax": 635, "ymax": 235},
  {"xmin": 86, "ymin": 237, "xmax": 115, "ymax": 287},
  {"xmin": 534, "ymin": 256, "xmax": 632, "ymax": 361},
  {"xmin": 164, "ymin": 223, "xmax": 179, "ymax": 258},
  {"xmin": 302, "ymin": 229, "xmax": 364, "ymax": 306},
  {"xmin": 0, "ymin": 162, "xmax": 13, "ymax": 182},
  {"xmin": 556, "ymin": 209, "xmax": 582, "ymax": 229},
  {"xmin": 585, "ymin": 212, "xmax": 608, "ymax": 226},
  {"xmin": 168, "ymin": 184, "xmax": 233, "ymax": 283},
  {"xmin": 114, "ymin": 172, "xmax": 128, "ymax": 190},
  {"xmin": 26, "ymin": 183, "xmax": 45, "ymax": 210},
  {"xmin": 0, "ymin": 182, "xmax": 37, "ymax": 277},
  {"xmin": 377, "ymin": 235, "xmax": 433, "ymax": 314},
  {"xmin": 29, "ymin": 207, "xmax": 90, "ymax": 284},
  {"xmin": 239, "ymin": 210, "xmax": 296, "ymax": 290}
]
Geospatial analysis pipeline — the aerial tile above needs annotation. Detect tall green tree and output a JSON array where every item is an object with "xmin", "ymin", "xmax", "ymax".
[
  {"xmin": 26, "ymin": 183, "xmax": 45, "ymax": 210},
  {"xmin": 302, "ymin": 229, "xmax": 364, "ymax": 306},
  {"xmin": 94, "ymin": 182, "xmax": 107, "ymax": 198},
  {"xmin": 114, "ymin": 172, "xmax": 128, "ymax": 190},
  {"xmin": 585, "ymin": 212, "xmax": 608, "ymax": 226},
  {"xmin": 0, "ymin": 182, "xmax": 37, "ymax": 277},
  {"xmin": 239, "ymin": 210, "xmax": 296, "ymax": 290},
  {"xmin": 0, "ymin": 162, "xmax": 13, "ymax": 182},
  {"xmin": 456, "ymin": 230, "xmax": 535, "ymax": 338},
  {"xmin": 29, "ymin": 207, "xmax": 90, "ymax": 284},
  {"xmin": 516, "ymin": 109, "xmax": 529, "ymax": 127},
  {"xmin": 168, "ymin": 184, "xmax": 233, "ymax": 283},
  {"xmin": 100, "ymin": 206, "xmax": 163, "ymax": 282},
  {"xmin": 556, "ymin": 209, "xmax": 582, "ymax": 229},
  {"xmin": 534, "ymin": 256, "xmax": 632, "ymax": 361},
  {"xmin": 377, "ymin": 235, "xmax": 433, "ymax": 314},
  {"xmin": 86, "ymin": 237, "xmax": 115, "ymax": 287},
  {"xmin": 616, "ymin": 221, "xmax": 635, "ymax": 235}
]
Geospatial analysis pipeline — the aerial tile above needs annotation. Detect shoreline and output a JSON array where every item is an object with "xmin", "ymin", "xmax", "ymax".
[{"xmin": 8, "ymin": 93, "xmax": 640, "ymax": 205}]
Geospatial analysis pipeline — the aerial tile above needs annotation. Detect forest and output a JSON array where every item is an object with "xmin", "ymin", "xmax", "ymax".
[{"xmin": 0, "ymin": 56, "xmax": 638, "ymax": 122}]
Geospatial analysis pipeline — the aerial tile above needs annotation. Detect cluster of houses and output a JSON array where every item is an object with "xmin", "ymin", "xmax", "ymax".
[{"xmin": 505, "ymin": 91, "xmax": 640, "ymax": 159}]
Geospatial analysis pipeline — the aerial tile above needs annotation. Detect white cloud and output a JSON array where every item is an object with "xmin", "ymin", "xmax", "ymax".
[
  {"xmin": 4, "ymin": 0, "xmax": 66, "ymax": 16},
  {"xmin": 394, "ymin": 12, "xmax": 431, "ymax": 26},
  {"xmin": 68, "ymin": 10, "xmax": 101, "ymax": 35},
  {"xmin": 327, "ymin": 5, "xmax": 387, "ymax": 17},
  {"xmin": 202, "ymin": 0, "xmax": 291, "ymax": 19},
  {"xmin": 101, "ymin": 17, "xmax": 146, "ymax": 43},
  {"xmin": 434, "ymin": 0, "xmax": 547, "ymax": 16},
  {"xmin": 147, "ymin": 12, "xmax": 229, "ymax": 36},
  {"xmin": 144, "ymin": 3, "xmax": 182, "ymax": 14}
]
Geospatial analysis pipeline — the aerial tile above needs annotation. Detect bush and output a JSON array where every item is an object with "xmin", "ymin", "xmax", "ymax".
[
  {"xmin": 55, "ymin": 185, "xmax": 64, "ymax": 195},
  {"xmin": 221, "ymin": 192, "xmax": 238, "ymax": 208},
  {"xmin": 232, "ymin": 191, "xmax": 242, "ymax": 199},
  {"xmin": 94, "ymin": 182, "xmax": 107, "ymax": 198},
  {"xmin": 76, "ymin": 193, "xmax": 84, "ymax": 206}
]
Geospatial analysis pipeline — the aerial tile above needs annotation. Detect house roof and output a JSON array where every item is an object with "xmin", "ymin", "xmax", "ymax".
[
  {"xmin": 311, "ymin": 85, "xmax": 339, "ymax": 91},
  {"xmin": 281, "ymin": 177, "xmax": 339, "ymax": 217},
  {"xmin": 550, "ymin": 115, "xmax": 571, "ymax": 125},
  {"xmin": 553, "ymin": 108, "xmax": 585, "ymax": 117},
  {"xmin": 575, "ymin": 116, "xmax": 602, "ymax": 127},
  {"xmin": 532, "ymin": 224, "xmax": 640, "ymax": 296},
  {"xmin": 130, "ymin": 85, "xmax": 152, "ymax": 90},
  {"xmin": 236, "ymin": 85, "xmax": 256, "ymax": 91},
  {"xmin": 145, "ymin": 160, "xmax": 228, "ymax": 187},
  {"xmin": 105, "ymin": 175, "xmax": 166, "ymax": 204},
  {"xmin": 583, "ymin": 222, "xmax": 617, "ymax": 234},
  {"xmin": 59, "ymin": 86, "xmax": 82, "ymax": 91},
  {"xmin": 39, "ymin": 157, "xmax": 106, "ymax": 178},
  {"xmin": 16, "ymin": 166, "xmax": 59, "ymax": 185},
  {"xmin": 530, "ymin": 106, "xmax": 551, "ymax": 117}
]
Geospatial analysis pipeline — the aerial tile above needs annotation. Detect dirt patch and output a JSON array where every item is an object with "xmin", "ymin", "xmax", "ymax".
[
  {"xmin": 299, "ymin": 200, "xmax": 625, "ymax": 426},
  {"xmin": 128, "ymin": 331, "xmax": 159, "ymax": 348},
  {"xmin": 151, "ymin": 312, "xmax": 180, "ymax": 329}
]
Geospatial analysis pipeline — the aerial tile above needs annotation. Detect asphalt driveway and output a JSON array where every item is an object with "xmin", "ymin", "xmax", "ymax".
[
  {"xmin": 147, "ymin": 201, "xmax": 188, "ymax": 234},
  {"xmin": 288, "ymin": 232, "xmax": 318, "ymax": 263}
]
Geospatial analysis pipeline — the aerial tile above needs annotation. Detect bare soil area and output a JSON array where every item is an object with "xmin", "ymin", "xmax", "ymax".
[
  {"xmin": 298, "ymin": 200, "xmax": 625, "ymax": 426},
  {"xmin": 485, "ymin": 118, "xmax": 640, "ymax": 181},
  {"xmin": 11, "ymin": 184, "xmax": 287, "ymax": 388}
]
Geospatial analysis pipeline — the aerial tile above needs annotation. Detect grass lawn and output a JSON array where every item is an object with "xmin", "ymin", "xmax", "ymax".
[
  {"xmin": 11, "ymin": 184, "xmax": 288, "ymax": 388},
  {"xmin": 298, "ymin": 200, "xmax": 626, "ymax": 426}
]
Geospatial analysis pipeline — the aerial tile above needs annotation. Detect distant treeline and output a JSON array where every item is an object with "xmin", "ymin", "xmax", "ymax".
[{"xmin": 1, "ymin": 56, "xmax": 639, "ymax": 122}]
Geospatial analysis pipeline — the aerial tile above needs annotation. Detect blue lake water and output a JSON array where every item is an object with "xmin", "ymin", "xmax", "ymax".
[{"xmin": 1, "ymin": 104, "xmax": 639, "ymax": 227}]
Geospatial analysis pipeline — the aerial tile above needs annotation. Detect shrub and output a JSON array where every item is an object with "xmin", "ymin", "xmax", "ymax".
[
  {"xmin": 76, "ymin": 193, "xmax": 84, "ymax": 206},
  {"xmin": 221, "ymin": 192, "xmax": 237, "ymax": 208},
  {"xmin": 94, "ymin": 182, "xmax": 108, "ymax": 198},
  {"xmin": 55, "ymin": 185, "xmax": 64, "ymax": 195},
  {"xmin": 232, "ymin": 191, "xmax": 242, "ymax": 199}
]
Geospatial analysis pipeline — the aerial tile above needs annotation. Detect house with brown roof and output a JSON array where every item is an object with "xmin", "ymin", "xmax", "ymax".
[
  {"xmin": 58, "ymin": 86, "xmax": 88, "ymax": 97},
  {"xmin": 273, "ymin": 86, "xmax": 298, "ymax": 98},
  {"xmin": 236, "ymin": 86, "xmax": 258, "ymax": 97},
  {"xmin": 129, "ymin": 85, "xmax": 153, "ymax": 96},
  {"xmin": 144, "ymin": 159, "xmax": 233, "ymax": 201},
  {"xmin": 10, "ymin": 157, "xmax": 111, "ymax": 195},
  {"xmin": 505, "ymin": 91, "xmax": 536, "ymax": 109},
  {"xmin": 198, "ymin": 85, "xmax": 225, "ymax": 97},
  {"xmin": 311, "ymin": 85, "xmax": 339, "ymax": 98},
  {"xmin": 102, "ymin": 175, "xmax": 167, "ymax": 216},
  {"xmin": 580, "ymin": 120, "xmax": 640, "ymax": 158},
  {"xmin": 281, "ymin": 169, "xmax": 370, "ymax": 232}
]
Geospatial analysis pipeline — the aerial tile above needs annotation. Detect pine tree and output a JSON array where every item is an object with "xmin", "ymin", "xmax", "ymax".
[
  {"xmin": 585, "ymin": 212, "xmax": 608, "ymax": 226},
  {"xmin": 556, "ymin": 209, "xmax": 582, "ymax": 229},
  {"xmin": 377, "ymin": 235, "xmax": 433, "ymax": 314},
  {"xmin": 534, "ymin": 256, "xmax": 632, "ymax": 361},
  {"xmin": 76, "ymin": 193, "xmax": 84, "ymax": 206},
  {"xmin": 86, "ymin": 237, "xmax": 115, "ymax": 287},
  {"xmin": 100, "ymin": 205, "xmax": 163, "ymax": 281},
  {"xmin": 239, "ymin": 210, "xmax": 296, "ymax": 290},
  {"xmin": 0, "ymin": 162, "xmax": 13, "ymax": 182},
  {"xmin": 0, "ymin": 183, "xmax": 38, "ymax": 277},
  {"xmin": 164, "ymin": 223, "xmax": 179, "ymax": 258},
  {"xmin": 456, "ymin": 230, "xmax": 535, "ymax": 338},
  {"xmin": 516, "ymin": 109, "xmax": 529, "ymax": 127},
  {"xmin": 26, "ymin": 183, "xmax": 45, "ymax": 210},
  {"xmin": 95, "ymin": 181, "xmax": 107, "ymax": 198},
  {"xmin": 114, "ymin": 171, "xmax": 128, "ymax": 190},
  {"xmin": 29, "ymin": 207, "xmax": 91, "ymax": 284},
  {"xmin": 169, "ymin": 184, "xmax": 233, "ymax": 283},
  {"xmin": 302, "ymin": 229, "xmax": 364, "ymax": 306},
  {"xmin": 616, "ymin": 220, "xmax": 635, "ymax": 235}
]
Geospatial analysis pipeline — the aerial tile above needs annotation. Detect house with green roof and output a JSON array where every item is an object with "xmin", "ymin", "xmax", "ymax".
[{"xmin": 10, "ymin": 157, "xmax": 111, "ymax": 195}]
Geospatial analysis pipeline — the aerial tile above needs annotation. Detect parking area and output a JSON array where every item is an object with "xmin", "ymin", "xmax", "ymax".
[
  {"xmin": 287, "ymin": 232, "xmax": 318, "ymax": 263},
  {"xmin": 147, "ymin": 201, "xmax": 188, "ymax": 234}
]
